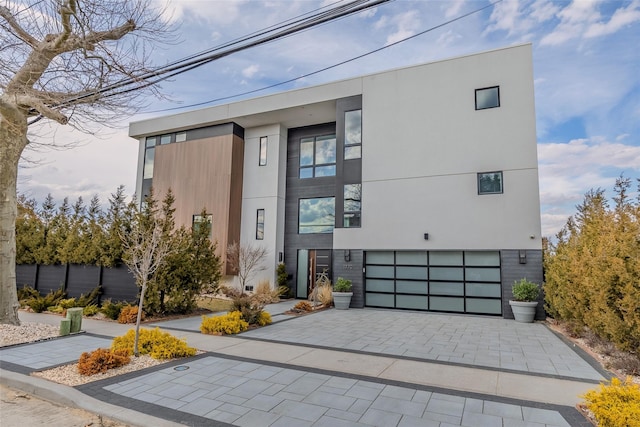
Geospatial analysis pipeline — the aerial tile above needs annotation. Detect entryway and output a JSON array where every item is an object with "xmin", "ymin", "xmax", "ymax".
[{"xmin": 296, "ymin": 249, "xmax": 332, "ymax": 299}]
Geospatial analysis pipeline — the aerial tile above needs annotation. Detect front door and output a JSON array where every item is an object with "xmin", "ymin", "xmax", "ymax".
[{"xmin": 296, "ymin": 249, "xmax": 332, "ymax": 298}]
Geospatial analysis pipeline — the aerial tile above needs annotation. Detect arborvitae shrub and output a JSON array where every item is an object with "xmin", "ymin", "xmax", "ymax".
[
  {"xmin": 200, "ymin": 311, "xmax": 249, "ymax": 335},
  {"xmin": 582, "ymin": 377, "xmax": 640, "ymax": 427},
  {"xmin": 117, "ymin": 305, "xmax": 143, "ymax": 324},
  {"xmin": 111, "ymin": 328, "xmax": 196, "ymax": 359},
  {"xmin": 78, "ymin": 348, "xmax": 130, "ymax": 376}
]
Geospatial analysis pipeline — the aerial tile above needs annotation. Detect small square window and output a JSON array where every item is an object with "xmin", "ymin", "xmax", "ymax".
[
  {"xmin": 175, "ymin": 132, "xmax": 187, "ymax": 142},
  {"xmin": 475, "ymin": 86, "xmax": 500, "ymax": 110},
  {"xmin": 192, "ymin": 214, "xmax": 213, "ymax": 236},
  {"xmin": 478, "ymin": 171, "xmax": 503, "ymax": 195},
  {"xmin": 160, "ymin": 134, "xmax": 172, "ymax": 145},
  {"xmin": 259, "ymin": 136, "xmax": 267, "ymax": 166}
]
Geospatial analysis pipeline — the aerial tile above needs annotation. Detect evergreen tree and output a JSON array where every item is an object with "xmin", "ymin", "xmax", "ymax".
[{"xmin": 15, "ymin": 195, "xmax": 43, "ymax": 264}]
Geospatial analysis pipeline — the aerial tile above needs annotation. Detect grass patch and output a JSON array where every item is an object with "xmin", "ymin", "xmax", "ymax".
[{"xmin": 197, "ymin": 297, "xmax": 233, "ymax": 313}]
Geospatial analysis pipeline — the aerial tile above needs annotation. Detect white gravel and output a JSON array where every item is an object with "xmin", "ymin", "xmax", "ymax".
[{"xmin": 0, "ymin": 322, "xmax": 60, "ymax": 347}]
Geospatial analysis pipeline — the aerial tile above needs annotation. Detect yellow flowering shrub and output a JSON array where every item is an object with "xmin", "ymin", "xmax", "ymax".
[
  {"xmin": 200, "ymin": 311, "xmax": 249, "ymax": 335},
  {"xmin": 111, "ymin": 328, "xmax": 196, "ymax": 359},
  {"xmin": 582, "ymin": 377, "xmax": 640, "ymax": 427},
  {"xmin": 256, "ymin": 311, "xmax": 272, "ymax": 326}
]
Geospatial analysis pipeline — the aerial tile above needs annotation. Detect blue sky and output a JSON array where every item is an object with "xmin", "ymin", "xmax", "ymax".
[{"xmin": 18, "ymin": 0, "xmax": 640, "ymax": 238}]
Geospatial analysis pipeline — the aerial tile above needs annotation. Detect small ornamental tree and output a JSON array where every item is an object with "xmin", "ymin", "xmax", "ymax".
[{"xmin": 227, "ymin": 242, "xmax": 268, "ymax": 295}]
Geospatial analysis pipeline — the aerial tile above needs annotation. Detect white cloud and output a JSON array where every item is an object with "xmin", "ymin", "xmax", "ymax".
[
  {"xmin": 540, "ymin": 0, "xmax": 601, "ymax": 46},
  {"xmin": 242, "ymin": 64, "xmax": 259, "ymax": 79},
  {"xmin": 537, "ymin": 137, "xmax": 640, "ymax": 236},
  {"xmin": 444, "ymin": 0, "xmax": 465, "ymax": 18},
  {"xmin": 585, "ymin": 0, "xmax": 640, "ymax": 38},
  {"xmin": 162, "ymin": 0, "xmax": 247, "ymax": 24},
  {"xmin": 383, "ymin": 10, "xmax": 421, "ymax": 46}
]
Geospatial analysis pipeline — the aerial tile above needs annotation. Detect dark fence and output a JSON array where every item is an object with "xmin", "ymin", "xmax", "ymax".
[{"xmin": 16, "ymin": 264, "xmax": 138, "ymax": 304}]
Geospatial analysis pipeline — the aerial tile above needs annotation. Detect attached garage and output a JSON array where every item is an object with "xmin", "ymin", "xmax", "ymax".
[{"xmin": 364, "ymin": 251, "xmax": 502, "ymax": 315}]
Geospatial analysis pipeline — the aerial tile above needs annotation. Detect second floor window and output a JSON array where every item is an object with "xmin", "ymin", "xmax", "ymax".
[{"xmin": 299, "ymin": 134, "xmax": 336, "ymax": 178}]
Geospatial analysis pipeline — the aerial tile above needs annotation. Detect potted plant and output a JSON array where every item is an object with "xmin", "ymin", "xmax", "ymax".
[
  {"xmin": 509, "ymin": 278, "xmax": 540, "ymax": 323},
  {"xmin": 332, "ymin": 277, "xmax": 353, "ymax": 310}
]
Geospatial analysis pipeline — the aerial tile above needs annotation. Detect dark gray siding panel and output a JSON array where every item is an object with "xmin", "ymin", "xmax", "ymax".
[
  {"xmin": 37, "ymin": 265, "xmax": 67, "ymax": 294},
  {"xmin": 16, "ymin": 264, "xmax": 37, "ymax": 289},
  {"xmin": 66, "ymin": 265, "xmax": 101, "ymax": 299},
  {"xmin": 501, "ymin": 250, "xmax": 544, "ymax": 320},
  {"xmin": 101, "ymin": 266, "xmax": 138, "ymax": 302},
  {"xmin": 332, "ymin": 250, "xmax": 364, "ymax": 308}
]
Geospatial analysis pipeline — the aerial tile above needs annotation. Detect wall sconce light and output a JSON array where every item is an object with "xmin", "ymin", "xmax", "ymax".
[
  {"xmin": 423, "ymin": 233, "xmax": 429, "ymax": 240},
  {"xmin": 519, "ymin": 250, "xmax": 527, "ymax": 264},
  {"xmin": 344, "ymin": 249, "xmax": 351, "ymax": 262},
  {"xmin": 278, "ymin": 252, "xmax": 283, "ymax": 262}
]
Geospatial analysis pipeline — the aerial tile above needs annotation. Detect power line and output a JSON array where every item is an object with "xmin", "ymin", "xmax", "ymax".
[
  {"xmin": 145, "ymin": 0, "xmax": 503, "ymax": 115},
  {"xmin": 41, "ymin": 0, "xmax": 390, "ymax": 112}
]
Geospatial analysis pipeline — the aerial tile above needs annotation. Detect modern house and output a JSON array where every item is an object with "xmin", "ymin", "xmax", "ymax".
[{"xmin": 129, "ymin": 43, "xmax": 543, "ymax": 319}]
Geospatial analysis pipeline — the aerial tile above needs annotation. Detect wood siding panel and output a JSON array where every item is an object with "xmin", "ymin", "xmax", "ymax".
[{"xmin": 153, "ymin": 135, "xmax": 244, "ymax": 270}]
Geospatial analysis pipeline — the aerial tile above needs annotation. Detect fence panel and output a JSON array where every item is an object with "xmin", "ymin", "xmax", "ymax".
[
  {"xmin": 66, "ymin": 264, "xmax": 101, "ymax": 300},
  {"xmin": 36, "ymin": 265, "xmax": 67, "ymax": 294},
  {"xmin": 16, "ymin": 264, "xmax": 37, "ymax": 289},
  {"xmin": 101, "ymin": 265, "xmax": 138, "ymax": 302}
]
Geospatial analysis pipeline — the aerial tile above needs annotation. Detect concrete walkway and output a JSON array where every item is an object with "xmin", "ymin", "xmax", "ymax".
[{"xmin": 1, "ymin": 304, "xmax": 606, "ymax": 427}]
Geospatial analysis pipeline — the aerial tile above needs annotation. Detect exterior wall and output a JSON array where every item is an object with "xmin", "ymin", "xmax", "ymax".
[
  {"xmin": 332, "ymin": 250, "xmax": 364, "ymax": 308},
  {"xmin": 152, "ymin": 133, "xmax": 244, "ymax": 273},
  {"xmin": 333, "ymin": 44, "xmax": 540, "ymax": 252},
  {"xmin": 500, "ymin": 250, "xmax": 545, "ymax": 320},
  {"xmin": 238, "ymin": 124, "xmax": 287, "ymax": 287}
]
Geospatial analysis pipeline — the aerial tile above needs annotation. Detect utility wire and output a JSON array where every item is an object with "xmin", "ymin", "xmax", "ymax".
[
  {"xmin": 44, "ymin": 0, "xmax": 389, "ymax": 110},
  {"xmin": 146, "ymin": 0, "xmax": 503, "ymax": 114}
]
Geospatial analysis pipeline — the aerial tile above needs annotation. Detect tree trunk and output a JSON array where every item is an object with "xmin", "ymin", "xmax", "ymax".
[
  {"xmin": 133, "ymin": 281, "xmax": 146, "ymax": 357},
  {"xmin": 0, "ymin": 117, "xmax": 27, "ymax": 325}
]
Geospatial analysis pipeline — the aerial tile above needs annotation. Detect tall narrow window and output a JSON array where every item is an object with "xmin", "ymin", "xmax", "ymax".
[
  {"xmin": 344, "ymin": 109, "xmax": 362, "ymax": 160},
  {"xmin": 343, "ymin": 184, "xmax": 361, "ymax": 228},
  {"xmin": 475, "ymin": 86, "xmax": 500, "ymax": 110},
  {"xmin": 299, "ymin": 134, "xmax": 336, "ymax": 178},
  {"xmin": 256, "ymin": 209, "xmax": 265, "ymax": 240},
  {"xmin": 143, "ymin": 137, "xmax": 156, "ymax": 179},
  {"xmin": 478, "ymin": 171, "xmax": 503, "ymax": 194},
  {"xmin": 259, "ymin": 136, "xmax": 268, "ymax": 166}
]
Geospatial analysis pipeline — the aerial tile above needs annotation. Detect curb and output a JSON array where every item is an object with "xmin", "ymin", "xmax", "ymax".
[{"xmin": 0, "ymin": 368, "xmax": 183, "ymax": 427}]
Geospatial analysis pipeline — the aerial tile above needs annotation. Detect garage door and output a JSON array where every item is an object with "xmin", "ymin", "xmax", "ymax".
[{"xmin": 364, "ymin": 250, "xmax": 502, "ymax": 315}]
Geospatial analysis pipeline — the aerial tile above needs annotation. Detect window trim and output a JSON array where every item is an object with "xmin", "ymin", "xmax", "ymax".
[
  {"xmin": 259, "ymin": 136, "xmax": 268, "ymax": 166},
  {"xmin": 256, "ymin": 209, "xmax": 265, "ymax": 240},
  {"xmin": 475, "ymin": 86, "xmax": 500, "ymax": 110},
  {"xmin": 477, "ymin": 171, "xmax": 504, "ymax": 195}
]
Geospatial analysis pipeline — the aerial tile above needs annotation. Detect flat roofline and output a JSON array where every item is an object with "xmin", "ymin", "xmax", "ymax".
[{"xmin": 129, "ymin": 43, "xmax": 531, "ymax": 138}]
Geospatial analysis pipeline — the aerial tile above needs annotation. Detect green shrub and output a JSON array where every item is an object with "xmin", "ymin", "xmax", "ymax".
[
  {"xmin": 111, "ymin": 328, "xmax": 196, "ymax": 359},
  {"xmin": 83, "ymin": 304, "xmax": 100, "ymax": 316},
  {"xmin": 582, "ymin": 377, "xmax": 640, "ymax": 427},
  {"xmin": 101, "ymin": 299, "xmax": 127, "ymax": 320},
  {"xmin": 333, "ymin": 277, "xmax": 352, "ymax": 292},
  {"xmin": 26, "ymin": 288, "xmax": 65, "ymax": 313},
  {"xmin": 117, "ymin": 305, "xmax": 143, "ymax": 324},
  {"xmin": 58, "ymin": 298, "xmax": 78, "ymax": 309},
  {"xmin": 231, "ymin": 295, "xmax": 264, "ymax": 325},
  {"xmin": 76, "ymin": 286, "xmax": 102, "ymax": 307},
  {"xmin": 512, "ymin": 279, "xmax": 540, "ymax": 302},
  {"xmin": 17, "ymin": 286, "xmax": 40, "ymax": 303},
  {"xmin": 200, "ymin": 311, "xmax": 249, "ymax": 335},
  {"xmin": 78, "ymin": 348, "xmax": 130, "ymax": 376}
]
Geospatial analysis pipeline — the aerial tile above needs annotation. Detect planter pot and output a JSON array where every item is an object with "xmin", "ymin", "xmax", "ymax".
[
  {"xmin": 332, "ymin": 292, "xmax": 353, "ymax": 310},
  {"xmin": 509, "ymin": 300, "xmax": 538, "ymax": 323}
]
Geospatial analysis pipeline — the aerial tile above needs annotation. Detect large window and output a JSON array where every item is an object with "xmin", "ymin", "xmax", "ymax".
[
  {"xmin": 299, "ymin": 197, "xmax": 335, "ymax": 234},
  {"xmin": 259, "ymin": 136, "xmax": 267, "ymax": 166},
  {"xmin": 344, "ymin": 109, "xmax": 362, "ymax": 160},
  {"xmin": 343, "ymin": 184, "xmax": 361, "ymax": 228},
  {"xmin": 475, "ymin": 86, "xmax": 500, "ymax": 110},
  {"xmin": 478, "ymin": 171, "xmax": 503, "ymax": 194},
  {"xmin": 299, "ymin": 134, "xmax": 336, "ymax": 178},
  {"xmin": 256, "ymin": 209, "xmax": 265, "ymax": 240}
]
